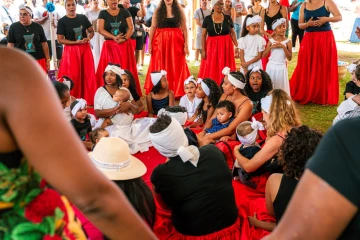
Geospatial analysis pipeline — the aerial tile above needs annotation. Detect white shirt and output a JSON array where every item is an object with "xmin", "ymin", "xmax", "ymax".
[
  {"xmin": 55, "ymin": 4, "xmax": 66, "ymax": 18},
  {"xmin": 0, "ymin": 5, "xmax": 16, "ymax": 25},
  {"xmin": 232, "ymin": 0, "xmax": 245, "ymax": 25},
  {"xmin": 33, "ymin": 5, "xmax": 61, "ymax": 40},
  {"xmin": 238, "ymin": 34, "xmax": 266, "ymax": 61},
  {"xmin": 179, "ymin": 95, "xmax": 202, "ymax": 118}
]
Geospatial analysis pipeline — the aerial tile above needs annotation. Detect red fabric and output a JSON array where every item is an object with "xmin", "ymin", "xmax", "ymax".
[
  {"xmin": 215, "ymin": 141, "xmax": 240, "ymax": 170},
  {"xmin": 144, "ymin": 28, "xmax": 190, "ymax": 98},
  {"xmin": 96, "ymin": 40, "xmax": 142, "ymax": 97},
  {"xmin": 153, "ymin": 200, "xmax": 174, "ymax": 240},
  {"xmin": 73, "ymin": 207, "xmax": 104, "ymax": 240},
  {"xmin": 134, "ymin": 111, "xmax": 149, "ymax": 119},
  {"xmin": 198, "ymin": 35, "xmax": 236, "ymax": 85},
  {"xmin": 36, "ymin": 58, "xmax": 47, "ymax": 73},
  {"xmin": 58, "ymin": 43, "xmax": 97, "ymax": 106},
  {"xmin": 261, "ymin": 30, "xmax": 273, "ymax": 71},
  {"xmin": 130, "ymin": 39, "xmax": 136, "ymax": 50},
  {"xmin": 290, "ymin": 31, "xmax": 339, "ymax": 105},
  {"xmin": 279, "ymin": 1, "xmax": 290, "ymax": 20}
]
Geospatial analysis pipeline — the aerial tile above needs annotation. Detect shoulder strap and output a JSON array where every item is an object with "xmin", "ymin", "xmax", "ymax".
[
  {"xmin": 200, "ymin": 8, "xmax": 205, "ymax": 20},
  {"xmin": 237, "ymin": 98, "xmax": 250, "ymax": 112},
  {"xmin": 2, "ymin": 6, "xmax": 13, "ymax": 23}
]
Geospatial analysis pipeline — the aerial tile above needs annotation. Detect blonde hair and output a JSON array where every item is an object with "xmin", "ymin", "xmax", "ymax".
[{"xmin": 266, "ymin": 89, "xmax": 301, "ymax": 137}]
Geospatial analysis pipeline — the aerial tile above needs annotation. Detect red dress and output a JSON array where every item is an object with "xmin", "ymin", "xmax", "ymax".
[
  {"xmin": 144, "ymin": 18, "xmax": 190, "ymax": 98},
  {"xmin": 198, "ymin": 14, "xmax": 236, "ymax": 85}
]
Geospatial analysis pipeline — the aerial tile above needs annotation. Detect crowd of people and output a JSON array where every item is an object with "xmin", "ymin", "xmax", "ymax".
[{"xmin": 1, "ymin": 0, "xmax": 360, "ymax": 239}]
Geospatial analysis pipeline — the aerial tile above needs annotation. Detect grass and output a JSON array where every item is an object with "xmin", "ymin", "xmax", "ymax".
[{"xmin": 138, "ymin": 49, "xmax": 360, "ymax": 133}]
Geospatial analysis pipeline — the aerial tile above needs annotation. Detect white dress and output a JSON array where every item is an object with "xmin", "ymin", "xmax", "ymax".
[
  {"xmin": 266, "ymin": 38, "xmax": 290, "ymax": 95},
  {"xmin": 94, "ymin": 87, "xmax": 155, "ymax": 154},
  {"xmin": 85, "ymin": 9, "xmax": 104, "ymax": 70},
  {"xmin": 238, "ymin": 34, "xmax": 266, "ymax": 74},
  {"xmin": 179, "ymin": 95, "xmax": 202, "ymax": 118}
]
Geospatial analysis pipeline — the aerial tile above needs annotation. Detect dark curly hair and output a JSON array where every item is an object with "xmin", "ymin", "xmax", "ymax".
[
  {"xmin": 196, "ymin": 78, "xmax": 221, "ymax": 116},
  {"xmin": 165, "ymin": 105, "xmax": 187, "ymax": 113},
  {"xmin": 223, "ymin": 71, "xmax": 248, "ymax": 96},
  {"xmin": 149, "ymin": 114, "xmax": 172, "ymax": 133},
  {"xmin": 53, "ymin": 81, "xmax": 69, "ymax": 99},
  {"xmin": 102, "ymin": 63, "xmax": 123, "ymax": 87},
  {"xmin": 279, "ymin": 125, "xmax": 323, "ymax": 179},
  {"xmin": 155, "ymin": 0, "xmax": 184, "ymax": 28},
  {"xmin": 245, "ymin": 69, "xmax": 273, "ymax": 95},
  {"xmin": 216, "ymin": 100, "xmax": 235, "ymax": 117}
]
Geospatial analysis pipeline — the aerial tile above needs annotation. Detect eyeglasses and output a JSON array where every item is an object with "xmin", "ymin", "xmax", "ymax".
[{"xmin": 19, "ymin": 13, "xmax": 29, "ymax": 17}]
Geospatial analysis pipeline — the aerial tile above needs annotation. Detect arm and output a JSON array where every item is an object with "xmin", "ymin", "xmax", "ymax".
[
  {"xmin": 264, "ymin": 170, "xmax": 358, "ymax": 240},
  {"xmin": 125, "ymin": 17, "xmax": 134, "ymax": 40},
  {"xmin": 86, "ymin": 26, "xmax": 94, "ymax": 40},
  {"xmin": 41, "ymin": 42, "xmax": 51, "ymax": 70},
  {"xmin": 148, "ymin": 11, "xmax": 158, "ymax": 54},
  {"xmin": 318, "ymin": 0, "xmax": 342, "ymax": 23},
  {"xmin": 118, "ymin": 100, "xmax": 140, "ymax": 114},
  {"xmin": 289, "ymin": 0, "xmax": 301, "ymax": 12},
  {"xmin": 180, "ymin": 10, "xmax": 189, "ymax": 55},
  {"xmin": 262, "ymin": 40, "xmax": 272, "ymax": 58},
  {"xmin": 345, "ymin": 93, "xmax": 355, "ymax": 99},
  {"xmin": 0, "ymin": 48, "xmax": 156, "ymax": 240},
  {"xmin": 283, "ymin": 40, "xmax": 292, "ymax": 61},
  {"xmin": 248, "ymin": 214, "xmax": 276, "ymax": 231},
  {"xmin": 246, "ymin": 51, "xmax": 263, "ymax": 65},
  {"xmin": 201, "ymin": 28, "xmax": 207, "ymax": 59},
  {"xmin": 146, "ymin": 93, "xmax": 154, "ymax": 117},
  {"xmin": 33, "ymin": 14, "xmax": 49, "ymax": 24},
  {"xmin": 195, "ymin": 17, "xmax": 201, "ymax": 27},
  {"xmin": 169, "ymin": 90, "xmax": 175, "ymax": 106},
  {"xmin": 94, "ymin": 107, "xmax": 118, "ymax": 118},
  {"xmin": 231, "ymin": 7, "xmax": 236, "ymax": 22},
  {"xmin": 57, "ymin": 34, "xmax": 82, "ymax": 45},
  {"xmin": 234, "ymin": 134, "xmax": 282, "ymax": 173},
  {"xmin": 7, "ymin": 43, "xmax": 14, "ymax": 47},
  {"xmin": 136, "ymin": 99, "xmax": 145, "ymax": 112},
  {"xmin": 260, "ymin": 9, "xmax": 267, "ymax": 35},
  {"xmin": 265, "ymin": 173, "xmax": 282, "ymax": 217},
  {"xmin": 230, "ymin": 28, "xmax": 238, "ymax": 46},
  {"xmin": 280, "ymin": 5, "xmax": 288, "ymax": 30},
  {"xmin": 137, "ymin": 0, "xmax": 146, "ymax": 17}
]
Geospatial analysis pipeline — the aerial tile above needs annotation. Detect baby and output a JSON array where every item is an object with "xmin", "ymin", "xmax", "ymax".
[
  {"xmin": 101, "ymin": 88, "xmax": 132, "ymax": 128},
  {"xmin": 89, "ymin": 128, "xmax": 109, "ymax": 150},
  {"xmin": 204, "ymin": 100, "xmax": 235, "ymax": 135}
]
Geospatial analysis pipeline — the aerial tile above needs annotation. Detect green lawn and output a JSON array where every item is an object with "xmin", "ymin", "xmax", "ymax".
[{"xmin": 138, "ymin": 49, "xmax": 360, "ymax": 133}]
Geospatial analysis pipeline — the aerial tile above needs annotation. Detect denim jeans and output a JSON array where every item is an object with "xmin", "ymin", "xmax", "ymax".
[{"xmin": 234, "ymin": 23, "xmax": 241, "ymax": 39}]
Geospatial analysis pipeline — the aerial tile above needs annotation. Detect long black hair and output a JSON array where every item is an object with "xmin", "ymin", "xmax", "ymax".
[
  {"xmin": 195, "ymin": 78, "xmax": 221, "ymax": 116},
  {"xmin": 241, "ymin": 14, "xmax": 253, "ymax": 37},
  {"xmin": 155, "ymin": 0, "xmax": 184, "ymax": 28},
  {"xmin": 123, "ymin": 70, "xmax": 140, "ymax": 100},
  {"xmin": 228, "ymin": 71, "xmax": 248, "ymax": 96},
  {"xmin": 102, "ymin": 63, "xmax": 123, "ymax": 87},
  {"xmin": 53, "ymin": 81, "xmax": 69, "ymax": 99},
  {"xmin": 244, "ymin": 69, "xmax": 273, "ymax": 95}
]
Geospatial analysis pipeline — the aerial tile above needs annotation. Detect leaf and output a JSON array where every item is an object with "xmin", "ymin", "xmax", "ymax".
[
  {"xmin": 40, "ymin": 216, "xmax": 56, "ymax": 236},
  {"xmin": 54, "ymin": 208, "xmax": 64, "ymax": 222},
  {"xmin": 11, "ymin": 222, "xmax": 46, "ymax": 240},
  {"xmin": 24, "ymin": 188, "xmax": 42, "ymax": 204}
]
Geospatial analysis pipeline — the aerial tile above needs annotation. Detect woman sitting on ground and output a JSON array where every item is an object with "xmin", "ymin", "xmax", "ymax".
[{"xmin": 248, "ymin": 125, "xmax": 322, "ymax": 231}]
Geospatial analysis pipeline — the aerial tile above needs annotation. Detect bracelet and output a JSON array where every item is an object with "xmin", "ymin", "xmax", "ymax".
[{"xmin": 46, "ymin": 59, "xmax": 51, "ymax": 62}]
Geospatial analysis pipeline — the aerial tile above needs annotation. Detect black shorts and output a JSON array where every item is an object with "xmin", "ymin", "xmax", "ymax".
[{"xmin": 135, "ymin": 34, "xmax": 145, "ymax": 50}]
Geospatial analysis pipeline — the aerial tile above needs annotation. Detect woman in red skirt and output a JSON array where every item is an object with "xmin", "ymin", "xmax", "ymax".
[
  {"xmin": 144, "ymin": 0, "xmax": 190, "ymax": 98},
  {"xmin": 96, "ymin": 0, "xmax": 142, "ymax": 97},
  {"xmin": 57, "ymin": 0, "xmax": 97, "ymax": 105},
  {"xmin": 290, "ymin": 0, "xmax": 342, "ymax": 105},
  {"xmin": 198, "ymin": 0, "xmax": 238, "ymax": 85}
]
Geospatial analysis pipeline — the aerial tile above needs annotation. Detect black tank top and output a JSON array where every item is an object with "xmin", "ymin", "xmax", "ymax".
[
  {"xmin": 264, "ymin": 5, "xmax": 283, "ymax": 31},
  {"xmin": 272, "ymin": 174, "xmax": 298, "ymax": 221},
  {"xmin": 159, "ymin": 17, "xmax": 178, "ymax": 28}
]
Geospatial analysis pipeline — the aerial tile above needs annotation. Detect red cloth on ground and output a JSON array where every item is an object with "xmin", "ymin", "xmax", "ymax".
[
  {"xmin": 144, "ymin": 28, "xmax": 190, "ymax": 98},
  {"xmin": 215, "ymin": 141, "xmax": 240, "ymax": 170},
  {"xmin": 134, "ymin": 111, "xmax": 149, "ymax": 119},
  {"xmin": 96, "ymin": 40, "xmax": 142, "ymax": 97},
  {"xmin": 261, "ymin": 30, "xmax": 273, "ymax": 71},
  {"xmin": 198, "ymin": 35, "xmax": 236, "ymax": 85},
  {"xmin": 36, "ymin": 58, "xmax": 47, "ymax": 73},
  {"xmin": 290, "ymin": 31, "xmax": 339, "ymax": 105},
  {"xmin": 58, "ymin": 43, "xmax": 97, "ymax": 106}
]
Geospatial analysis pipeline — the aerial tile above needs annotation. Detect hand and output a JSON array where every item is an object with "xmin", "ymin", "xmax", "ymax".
[
  {"xmin": 117, "ymin": 102, "xmax": 131, "ymax": 114},
  {"xmin": 314, "ymin": 16, "xmax": 328, "ymax": 27},
  {"xmin": 46, "ymin": 60, "xmax": 50, "ymax": 71},
  {"xmin": 306, "ymin": 17, "xmax": 316, "ymax": 28},
  {"xmin": 83, "ymin": 38, "xmax": 90, "ymax": 43},
  {"xmin": 271, "ymin": 42, "xmax": 284, "ymax": 49},
  {"xmin": 201, "ymin": 50, "xmax": 206, "ymax": 59},
  {"xmin": 51, "ymin": 19, "xmax": 56, "ymax": 28},
  {"xmin": 220, "ymin": 136, "xmax": 230, "ymax": 142},
  {"xmin": 198, "ymin": 134, "xmax": 215, "ymax": 146},
  {"xmin": 356, "ymin": 26, "xmax": 360, "ymax": 39},
  {"xmin": 241, "ymin": 61, "xmax": 249, "ymax": 68},
  {"xmin": 235, "ymin": 48, "xmax": 240, "ymax": 58},
  {"xmin": 75, "ymin": 39, "xmax": 83, "ymax": 44},
  {"xmin": 234, "ymin": 144, "xmax": 241, "ymax": 153},
  {"xmin": 248, "ymin": 213, "xmax": 259, "ymax": 227},
  {"xmin": 113, "ymin": 35, "xmax": 122, "ymax": 44},
  {"xmin": 184, "ymin": 46, "xmax": 189, "ymax": 57}
]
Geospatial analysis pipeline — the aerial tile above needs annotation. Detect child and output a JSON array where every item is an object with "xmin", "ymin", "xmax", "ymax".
[
  {"xmin": 262, "ymin": 18, "xmax": 292, "ymax": 96},
  {"xmin": 187, "ymin": 78, "xmax": 221, "ymax": 128},
  {"xmin": 233, "ymin": 118, "xmax": 264, "ymax": 188},
  {"xmin": 204, "ymin": 100, "xmax": 235, "ymax": 134},
  {"xmin": 146, "ymin": 70, "xmax": 175, "ymax": 117},
  {"xmin": 89, "ymin": 128, "xmax": 109, "ymax": 150},
  {"xmin": 121, "ymin": 69, "xmax": 145, "ymax": 114},
  {"xmin": 179, "ymin": 76, "xmax": 202, "ymax": 118},
  {"xmin": 70, "ymin": 99, "xmax": 93, "ymax": 149},
  {"xmin": 344, "ymin": 61, "xmax": 360, "ymax": 100},
  {"xmin": 0, "ymin": 23, "xmax": 9, "ymax": 45},
  {"xmin": 238, "ymin": 14, "xmax": 266, "ymax": 75}
]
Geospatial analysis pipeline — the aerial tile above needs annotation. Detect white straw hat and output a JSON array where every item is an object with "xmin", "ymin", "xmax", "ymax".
[{"xmin": 88, "ymin": 137, "xmax": 146, "ymax": 180}]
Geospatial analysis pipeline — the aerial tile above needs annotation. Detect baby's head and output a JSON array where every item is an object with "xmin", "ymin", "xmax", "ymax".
[
  {"xmin": 113, "ymin": 88, "xmax": 130, "ymax": 102},
  {"xmin": 215, "ymin": 100, "xmax": 235, "ymax": 124},
  {"xmin": 236, "ymin": 119, "xmax": 264, "ymax": 145},
  {"xmin": 90, "ymin": 128, "xmax": 109, "ymax": 145}
]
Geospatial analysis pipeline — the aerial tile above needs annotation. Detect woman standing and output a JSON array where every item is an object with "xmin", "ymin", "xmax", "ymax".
[
  {"xmin": 198, "ymin": 0, "xmax": 238, "ymax": 85},
  {"xmin": 249, "ymin": 0, "xmax": 263, "ymax": 16},
  {"xmin": 85, "ymin": 0, "xmax": 104, "ymax": 70},
  {"xmin": 290, "ymin": 0, "xmax": 341, "ymax": 105},
  {"xmin": 223, "ymin": 0, "xmax": 236, "ymax": 22},
  {"xmin": 8, "ymin": 4, "xmax": 50, "ymax": 72},
  {"xmin": 144, "ymin": 0, "xmax": 190, "ymax": 98},
  {"xmin": 57, "ymin": 0, "xmax": 97, "ymax": 106},
  {"xmin": 96, "ymin": 0, "xmax": 142, "ymax": 98}
]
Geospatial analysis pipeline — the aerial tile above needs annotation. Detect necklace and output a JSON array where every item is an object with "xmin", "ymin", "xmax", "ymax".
[
  {"xmin": 23, "ymin": 23, "xmax": 31, "ymax": 32},
  {"xmin": 212, "ymin": 14, "xmax": 223, "ymax": 35}
]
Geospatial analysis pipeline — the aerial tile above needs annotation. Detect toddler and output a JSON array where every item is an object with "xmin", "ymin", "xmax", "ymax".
[
  {"xmin": 205, "ymin": 100, "xmax": 235, "ymax": 134},
  {"xmin": 89, "ymin": 128, "xmax": 109, "ymax": 150},
  {"xmin": 70, "ymin": 99, "xmax": 92, "ymax": 144},
  {"xmin": 179, "ymin": 76, "xmax": 202, "ymax": 118},
  {"xmin": 344, "ymin": 61, "xmax": 360, "ymax": 100}
]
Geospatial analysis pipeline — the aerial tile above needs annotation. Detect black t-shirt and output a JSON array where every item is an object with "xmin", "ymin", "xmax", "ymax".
[
  {"xmin": 8, "ymin": 22, "xmax": 47, "ymax": 60},
  {"xmin": 151, "ymin": 144, "xmax": 238, "ymax": 236},
  {"xmin": 202, "ymin": 14, "xmax": 233, "ymax": 36},
  {"xmin": 246, "ymin": 88, "xmax": 269, "ymax": 114},
  {"xmin": 344, "ymin": 81, "xmax": 360, "ymax": 100},
  {"xmin": 70, "ymin": 118, "xmax": 92, "ymax": 141},
  {"xmin": 98, "ymin": 8, "xmax": 131, "ymax": 39},
  {"xmin": 57, "ymin": 14, "xmax": 92, "ymax": 41},
  {"xmin": 127, "ymin": 6, "xmax": 140, "ymax": 39},
  {"xmin": 307, "ymin": 116, "xmax": 360, "ymax": 240}
]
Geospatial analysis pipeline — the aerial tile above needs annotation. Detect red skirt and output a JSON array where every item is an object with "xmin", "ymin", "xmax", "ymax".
[
  {"xmin": 37, "ymin": 58, "xmax": 47, "ymax": 73},
  {"xmin": 290, "ymin": 31, "xmax": 339, "ymax": 105},
  {"xmin": 58, "ymin": 43, "xmax": 97, "ymax": 106},
  {"xmin": 144, "ymin": 28, "xmax": 190, "ymax": 98},
  {"xmin": 198, "ymin": 35, "xmax": 236, "ymax": 86},
  {"xmin": 96, "ymin": 40, "xmax": 142, "ymax": 97},
  {"xmin": 261, "ymin": 30, "xmax": 273, "ymax": 71}
]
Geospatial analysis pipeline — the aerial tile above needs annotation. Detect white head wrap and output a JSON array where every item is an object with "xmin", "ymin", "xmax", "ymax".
[
  {"xmin": 158, "ymin": 108, "xmax": 188, "ymax": 126},
  {"xmin": 272, "ymin": 18, "xmax": 286, "ymax": 30},
  {"xmin": 237, "ymin": 117, "xmax": 265, "ymax": 145},
  {"xmin": 19, "ymin": 4, "xmax": 33, "ymax": 16},
  {"xmin": 250, "ymin": 66, "xmax": 261, "ymax": 74},
  {"xmin": 105, "ymin": 64, "xmax": 122, "ymax": 77},
  {"xmin": 150, "ymin": 117, "xmax": 200, "ymax": 167},
  {"xmin": 71, "ymin": 98, "xmax": 87, "ymax": 117},
  {"xmin": 261, "ymin": 95, "xmax": 272, "ymax": 113},
  {"xmin": 184, "ymin": 75, "xmax": 197, "ymax": 86},
  {"xmin": 58, "ymin": 78, "xmax": 71, "ymax": 90},
  {"xmin": 246, "ymin": 15, "xmax": 262, "ymax": 27},
  {"xmin": 150, "ymin": 70, "xmax": 167, "ymax": 86},
  {"xmin": 222, "ymin": 67, "xmax": 246, "ymax": 89},
  {"xmin": 347, "ymin": 63, "xmax": 357, "ymax": 74},
  {"xmin": 197, "ymin": 78, "xmax": 210, "ymax": 96}
]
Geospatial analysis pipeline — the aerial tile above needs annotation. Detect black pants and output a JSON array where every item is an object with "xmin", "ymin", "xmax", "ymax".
[
  {"xmin": 47, "ymin": 40, "xmax": 63, "ymax": 60},
  {"xmin": 291, "ymin": 18, "xmax": 304, "ymax": 47}
]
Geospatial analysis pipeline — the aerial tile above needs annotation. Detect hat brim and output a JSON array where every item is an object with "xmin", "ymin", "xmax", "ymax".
[{"xmin": 88, "ymin": 153, "xmax": 147, "ymax": 181}]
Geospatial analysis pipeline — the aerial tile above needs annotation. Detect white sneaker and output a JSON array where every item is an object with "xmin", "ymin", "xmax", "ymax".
[
  {"xmin": 194, "ymin": 61, "xmax": 200, "ymax": 66},
  {"xmin": 137, "ymin": 64, "xmax": 143, "ymax": 71},
  {"xmin": 292, "ymin": 47, "xmax": 297, "ymax": 53}
]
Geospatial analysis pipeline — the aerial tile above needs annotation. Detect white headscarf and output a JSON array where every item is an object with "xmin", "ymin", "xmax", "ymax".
[
  {"xmin": 197, "ymin": 78, "xmax": 210, "ymax": 96},
  {"xmin": 184, "ymin": 75, "xmax": 197, "ymax": 86},
  {"xmin": 272, "ymin": 18, "xmax": 286, "ymax": 30},
  {"xmin": 246, "ymin": 15, "xmax": 262, "ymax": 27},
  {"xmin": 250, "ymin": 66, "xmax": 261, "ymax": 74},
  {"xmin": 222, "ymin": 67, "xmax": 246, "ymax": 89},
  {"xmin": 347, "ymin": 63, "xmax": 357, "ymax": 74},
  {"xmin": 150, "ymin": 70, "xmax": 167, "ymax": 86},
  {"xmin": 158, "ymin": 108, "xmax": 188, "ymax": 126},
  {"xmin": 105, "ymin": 64, "xmax": 122, "ymax": 77},
  {"xmin": 149, "ymin": 117, "xmax": 200, "ymax": 167},
  {"xmin": 71, "ymin": 98, "xmax": 87, "ymax": 117},
  {"xmin": 19, "ymin": 4, "xmax": 33, "ymax": 16},
  {"xmin": 261, "ymin": 95, "xmax": 272, "ymax": 113},
  {"xmin": 237, "ymin": 118, "xmax": 265, "ymax": 145}
]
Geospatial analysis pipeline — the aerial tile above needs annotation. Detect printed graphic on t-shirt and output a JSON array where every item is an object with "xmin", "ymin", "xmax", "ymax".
[
  {"xmin": 80, "ymin": 129, "xmax": 87, "ymax": 141},
  {"xmin": 24, "ymin": 34, "xmax": 36, "ymax": 53},
  {"xmin": 234, "ymin": 2, "xmax": 243, "ymax": 13},
  {"xmin": 110, "ymin": 22, "xmax": 121, "ymax": 36},
  {"xmin": 73, "ymin": 25, "xmax": 83, "ymax": 40}
]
